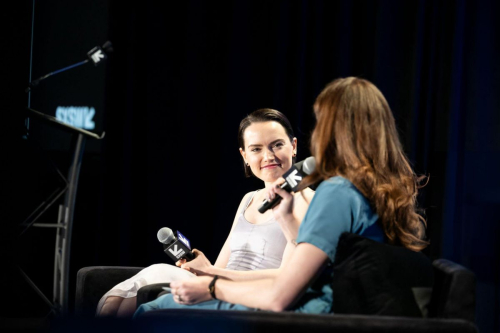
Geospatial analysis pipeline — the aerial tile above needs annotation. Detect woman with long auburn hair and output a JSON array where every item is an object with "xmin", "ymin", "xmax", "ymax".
[
  {"xmin": 134, "ymin": 77, "xmax": 428, "ymax": 315},
  {"xmin": 306, "ymin": 77, "xmax": 428, "ymax": 251}
]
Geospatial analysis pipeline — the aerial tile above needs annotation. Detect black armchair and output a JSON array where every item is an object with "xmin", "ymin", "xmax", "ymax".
[{"xmin": 75, "ymin": 233, "xmax": 478, "ymax": 333}]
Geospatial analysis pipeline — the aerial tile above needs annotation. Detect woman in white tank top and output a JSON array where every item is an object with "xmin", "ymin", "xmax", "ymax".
[{"xmin": 97, "ymin": 109, "xmax": 314, "ymax": 317}]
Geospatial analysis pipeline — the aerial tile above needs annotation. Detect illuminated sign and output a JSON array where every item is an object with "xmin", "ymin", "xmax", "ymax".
[{"xmin": 55, "ymin": 106, "xmax": 96, "ymax": 130}]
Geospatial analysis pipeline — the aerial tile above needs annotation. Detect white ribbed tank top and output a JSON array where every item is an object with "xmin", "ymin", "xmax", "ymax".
[{"xmin": 225, "ymin": 191, "xmax": 287, "ymax": 271}]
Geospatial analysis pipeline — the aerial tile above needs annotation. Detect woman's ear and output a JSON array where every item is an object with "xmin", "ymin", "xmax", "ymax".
[
  {"xmin": 239, "ymin": 147, "xmax": 247, "ymax": 164},
  {"xmin": 292, "ymin": 137, "xmax": 298, "ymax": 156}
]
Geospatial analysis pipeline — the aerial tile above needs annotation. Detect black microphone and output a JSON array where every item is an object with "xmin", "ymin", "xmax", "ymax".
[
  {"xmin": 87, "ymin": 41, "xmax": 113, "ymax": 66},
  {"xmin": 26, "ymin": 41, "xmax": 113, "ymax": 92},
  {"xmin": 157, "ymin": 227, "xmax": 195, "ymax": 262},
  {"xmin": 258, "ymin": 157, "xmax": 316, "ymax": 214}
]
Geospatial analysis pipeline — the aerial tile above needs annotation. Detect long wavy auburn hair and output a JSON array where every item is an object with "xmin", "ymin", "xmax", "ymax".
[{"xmin": 302, "ymin": 77, "xmax": 428, "ymax": 251}]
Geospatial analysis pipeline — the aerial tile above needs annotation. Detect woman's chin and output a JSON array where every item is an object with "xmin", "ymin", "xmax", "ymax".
[{"xmin": 261, "ymin": 172, "xmax": 285, "ymax": 183}]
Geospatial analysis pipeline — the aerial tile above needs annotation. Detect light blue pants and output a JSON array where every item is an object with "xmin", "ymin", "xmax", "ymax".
[{"xmin": 134, "ymin": 293, "xmax": 256, "ymax": 318}]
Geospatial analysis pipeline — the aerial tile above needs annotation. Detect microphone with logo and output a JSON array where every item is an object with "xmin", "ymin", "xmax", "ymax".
[
  {"xmin": 258, "ymin": 156, "xmax": 316, "ymax": 214},
  {"xmin": 25, "ymin": 41, "xmax": 113, "ymax": 93},
  {"xmin": 157, "ymin": 227, "xmax": 195, "ymax": 262}
]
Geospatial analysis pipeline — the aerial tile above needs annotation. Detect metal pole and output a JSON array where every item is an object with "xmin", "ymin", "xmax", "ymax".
[{"xmin": 53, "ymin": 133, "xmax": 86, "ymax": 314}]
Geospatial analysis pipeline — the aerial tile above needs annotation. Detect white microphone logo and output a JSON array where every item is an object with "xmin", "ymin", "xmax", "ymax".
[
  {"xmin": 285, "ymin": 169, "xmax": 302, "ymax": 188},
  {"xmin": 91, "ymin": 50, "xmax": 105, "ymax": 63}
]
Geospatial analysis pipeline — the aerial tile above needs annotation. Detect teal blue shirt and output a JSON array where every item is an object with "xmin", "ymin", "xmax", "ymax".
[
  {"xmin": 293, "ymin": 176, "xmax": 383, "ymax": 313},
  {"xmin": 134, "ymin": 176, "xmax": 384, "ymax": 317}
]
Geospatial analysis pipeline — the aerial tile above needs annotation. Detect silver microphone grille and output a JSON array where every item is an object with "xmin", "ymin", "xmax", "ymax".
[
  {"xmin": 157, "ymin": 227, "xmax": 175, "ymax": 244},
  {"xmin": 302, "ymin": 156, "xmax": 316, "ymax": 175}
]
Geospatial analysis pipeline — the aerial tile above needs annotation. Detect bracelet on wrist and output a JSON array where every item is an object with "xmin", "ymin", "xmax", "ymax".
[{"xmin": 208, "ymin": 275, "xmax": 219, "ymax": 299}]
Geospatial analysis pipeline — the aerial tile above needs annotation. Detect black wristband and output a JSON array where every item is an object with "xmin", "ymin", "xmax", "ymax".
[{"xmin": 208, "ymin": 275, "xmax": 219, "ymax": 299}]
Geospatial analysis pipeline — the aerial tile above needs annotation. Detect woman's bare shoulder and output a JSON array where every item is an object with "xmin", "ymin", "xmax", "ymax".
[
  {"xmin": 237, "ymin": 190, "xmax": 258, "ymax": 208},
  {"xmin": 242, "ymin": 190, "xmax": 257, "ymax": 201}
]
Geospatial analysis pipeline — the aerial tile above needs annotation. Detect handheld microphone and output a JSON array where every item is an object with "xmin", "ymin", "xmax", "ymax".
[
  {"xmin": 294, "ymin": 156, "xmax": 316, "ymax": 175},
  {"xmin": 157, "ymin": 227, "xmax": 195, "ymax": 262},
  {"xmin": 258, "ymin": 157, "xmax": 316, "ymax": 214}
]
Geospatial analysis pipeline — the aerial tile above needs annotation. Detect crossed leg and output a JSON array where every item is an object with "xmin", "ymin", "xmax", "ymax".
[{"xmin": 98, "ymin": 296, "xmax": 137, "ymax": 318}]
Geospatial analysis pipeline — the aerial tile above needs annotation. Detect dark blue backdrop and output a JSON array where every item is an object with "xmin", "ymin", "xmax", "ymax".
[{"xmin": 3, "ymin": 1, "xmax": 499, "ymax": 332}]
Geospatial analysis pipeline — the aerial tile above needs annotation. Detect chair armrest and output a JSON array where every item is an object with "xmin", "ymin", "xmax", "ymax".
[
  {"xmin": 75, "ymin": 266, "xmax": 144, "ymax": 317},
  {"xmin": 137, "ymin": 283, "xmax": 171, "ymax": 308},
  {"xmin": 136, "ymin": 309, "xmax": 478, "ymax": 333},
  {"xmin": 429, "ymin": 259, "xmax": 476, "ymax": 321}
]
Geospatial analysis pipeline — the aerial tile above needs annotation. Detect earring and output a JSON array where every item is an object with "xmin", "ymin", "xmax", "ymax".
[{"xmin": 246, "ymin": 162, "xmax": 249, "ymax": 166}]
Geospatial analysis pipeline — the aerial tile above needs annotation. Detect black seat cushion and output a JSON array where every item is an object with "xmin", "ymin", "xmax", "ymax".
[{"xmin": 332, "ymin": 233, "xmax": 433, "ymax": 317}]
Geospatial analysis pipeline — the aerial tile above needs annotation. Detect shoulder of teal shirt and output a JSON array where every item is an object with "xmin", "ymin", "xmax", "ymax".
[{"xmin": 296, "ymin": 176, "xmax": 380, "ymax": 262}]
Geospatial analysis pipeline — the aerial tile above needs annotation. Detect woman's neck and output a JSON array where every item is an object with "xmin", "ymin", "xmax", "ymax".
[{"xmin": 264, "ymin": 181, "xmax": 276, "ymax": 189}]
